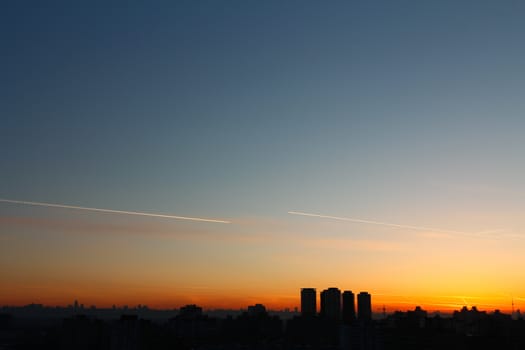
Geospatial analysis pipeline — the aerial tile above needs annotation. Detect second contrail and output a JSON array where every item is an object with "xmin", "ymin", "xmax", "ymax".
[
  {"xmin": 0, "ymin": 198, "xmax": 230, "ymax": 224},
  {"xmin": 287, "ymin": 211, "xmax": 477, "ymax": 235}
]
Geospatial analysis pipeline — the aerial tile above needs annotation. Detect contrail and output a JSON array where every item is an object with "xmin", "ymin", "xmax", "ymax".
[
  {"xmin": 287, "ymin": 211, "xmax": 483, "ymax": 236},
  {"xmin": 0, "ymin": 198, "xmax": 230, "ymax": 224}
]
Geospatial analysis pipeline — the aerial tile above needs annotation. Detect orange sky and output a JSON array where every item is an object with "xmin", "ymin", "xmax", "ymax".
[{"xmin": 1, "ymin": 209, "xmax": 524, "ymax": 314}]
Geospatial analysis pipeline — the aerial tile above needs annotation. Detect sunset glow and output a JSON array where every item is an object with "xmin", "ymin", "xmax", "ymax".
[{"xmin": 2, "ymin": 1, "xmax": 525, "ymax": 319}]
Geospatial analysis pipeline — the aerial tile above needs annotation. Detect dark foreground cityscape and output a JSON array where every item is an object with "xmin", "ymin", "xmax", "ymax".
[{"xmin": 2, "ymin": 287, "xmax": 525, "ymax": 350}]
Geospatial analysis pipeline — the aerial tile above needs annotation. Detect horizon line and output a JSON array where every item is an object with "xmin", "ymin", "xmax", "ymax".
[{"xmin": 1, "ymin": 301, "xmax": 517, "ymax": 313}]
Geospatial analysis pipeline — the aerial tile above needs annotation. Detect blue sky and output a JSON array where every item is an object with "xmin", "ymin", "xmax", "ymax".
[
  {"xmin": 2, "ymin": 1, "xmax": 525, "ymax": 308},
  {"xmin": 3, "ymin": 0, "xmax": 525, "ymax": 226}
]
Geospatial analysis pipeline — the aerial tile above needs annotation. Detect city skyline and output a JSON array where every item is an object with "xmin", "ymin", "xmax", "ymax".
[
  {"xmin": 3, "ymin": 1, "xmax": 525, "ymax": 313},
  {"xmin": 3, "ymin": 293, "xmax": 523, "ymax": 349},
  {"xmin": 1, "ymin": 284, "xmax": 520, "ymax": 315}
]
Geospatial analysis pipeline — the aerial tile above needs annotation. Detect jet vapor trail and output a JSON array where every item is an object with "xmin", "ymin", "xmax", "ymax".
[
  {"xmin": 0, "ymin": 198, "xmax": 230, "ymax": 224},
  {"xmin": 287, "ymin": 211, "xmax": 482, "ymax": 236}
]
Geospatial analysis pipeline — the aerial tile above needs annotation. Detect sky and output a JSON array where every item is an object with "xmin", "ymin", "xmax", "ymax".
[{"xmin": 2, "ymin": 0, "xmax": 525, "ymax": 312}]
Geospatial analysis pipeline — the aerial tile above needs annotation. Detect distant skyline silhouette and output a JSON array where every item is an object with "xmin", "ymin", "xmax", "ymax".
[
  {"xmin": 0, "ymin": 288, "xmax": 520, "ymax": 315},
  {"xmin": 3, "ymin": 297, "xmax": 524, "ymax": 349}
]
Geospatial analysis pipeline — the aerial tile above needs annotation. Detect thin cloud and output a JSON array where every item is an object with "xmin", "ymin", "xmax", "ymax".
[
  {"xmin": 299, "ymin": 237, "xmax": 403, "ymax": 252},
  {"xmin": 288, "ymin": 211, "xmax": 502, "ymax": 238},
  {"xmin": 0, "ymin": 216, "xmax": 247, "ymax": 242},
  {"xmin": 0, "ymin": 198, "xmax": 230, "ymax": 224}
]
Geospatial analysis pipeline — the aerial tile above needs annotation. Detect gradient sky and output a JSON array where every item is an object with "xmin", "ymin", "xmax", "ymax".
[{"xmin": 2, "ymin": 0, "xmax": 525, "ymax": 312}]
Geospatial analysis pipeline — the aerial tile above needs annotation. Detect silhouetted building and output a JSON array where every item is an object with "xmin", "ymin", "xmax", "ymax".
[
  {"xmin": 358, "ymin": 292, "xmax": 372, "ymax": 321},
  {"xmin": 247, "ymin": 304, "xmax": 267, "ymax": 316},
  {"xmin": 407, "ymin": 306, "xmax": 427, "ymax": 328},
  {"xmin": 179, "ymin": 304, "xmax": 203, "ymax": 319},
  {"xmin": 169, "ymin": 305, "xmax": 218, "ymax": 340},
  {"xmin": 0, "ymin": 313, "xmax": 13, "ymax": 330},
  {"xmin": 453, "ymin": 306, "xmax": 490, "ymax": 336},
  {"xmin": 62, "ymin": 315, "xmax": 109, "ymax": 350},
  {"xmin": 320, "ymin": 287, "xmax": 341, "ymax": 320},
  {"xmin": 342, "ymin": 290, "xmax": 356, "ymax": 324},
  {"xmin": 230, "ymin": 304, "xmax": 282, "ymax": 344},
  {"xmin": 301, "ymin": 288, "xmax": 316, "ymax": 317},
  {"xmin": 111, "ymin": 314, "xmax": 140, "ymax": 350}
]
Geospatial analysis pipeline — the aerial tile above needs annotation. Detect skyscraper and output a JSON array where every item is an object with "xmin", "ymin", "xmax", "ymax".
[
  {"xmin": 342, "ymin": 290, "xmax": 356, "ymax": 324},
  {"xmin": 320, "ymin": 287, "xmax": 341, "ymax": 320},
  {"xmin": 301, "ymin": 288, "xmax": 316, "ymax": 316},
  {"xmin": 357, "ymin": 292, "xmax": 372, "ymax": 321}
]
